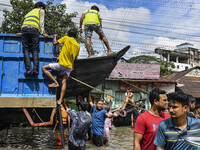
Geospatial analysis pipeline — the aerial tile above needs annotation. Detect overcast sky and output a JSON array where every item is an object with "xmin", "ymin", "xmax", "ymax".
[{"xmin": 1, "ymin": 0, "xmax": 200, "ymax": 59}]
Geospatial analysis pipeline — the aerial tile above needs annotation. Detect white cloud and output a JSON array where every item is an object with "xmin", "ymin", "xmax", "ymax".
[
  {"xmin": 61, "ymin": 0, "xmax": 150, "ymax": 57},
  {"xmin": 0, "ymin": 0, "xmax": 12, "ymax": 25},
  {"xmin": 149, "ymin": 0, "xmax": 200, "ymax": 50}
]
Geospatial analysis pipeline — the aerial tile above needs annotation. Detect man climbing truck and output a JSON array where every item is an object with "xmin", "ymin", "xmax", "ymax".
[
  {"xmin": 42, "ymin": 29, "xmax": 80, "ymax": 105},
  {"xmin": 19, "ymin": 2, "xmax": 48, "ymax": 75},
  {"xmin": 80, "ymin": 5, "xmax": 113, "ymax": 58}
]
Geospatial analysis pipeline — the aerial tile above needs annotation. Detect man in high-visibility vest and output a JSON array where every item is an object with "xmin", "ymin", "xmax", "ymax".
[
  {"xmin": 80, "ymin": 5, "xmax": 113, "ymax": 58},
  {"xmin": 20, "ymin": 2, "xmax": 48, "ymax": 75}
]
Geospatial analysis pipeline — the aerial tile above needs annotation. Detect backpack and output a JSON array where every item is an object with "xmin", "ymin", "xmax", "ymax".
[{"xmin": 73, "ymin": 112, "xmax": 92, "ymax": 138}]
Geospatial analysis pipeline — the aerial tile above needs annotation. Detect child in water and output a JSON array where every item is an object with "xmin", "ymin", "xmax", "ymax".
[{"xmin": 103, "ymin": 105, "xmax": 112, "ymax": 144}]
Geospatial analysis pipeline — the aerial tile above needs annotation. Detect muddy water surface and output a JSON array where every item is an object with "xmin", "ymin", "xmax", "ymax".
[{"xmin": 0, "ymin": 126, "xmax": 133, "ymax": 150}]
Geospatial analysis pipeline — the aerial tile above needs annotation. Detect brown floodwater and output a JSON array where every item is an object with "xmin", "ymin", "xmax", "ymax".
[{"xmin": 0, "ymin": 126, "xmax": 133, "ymax": 150}]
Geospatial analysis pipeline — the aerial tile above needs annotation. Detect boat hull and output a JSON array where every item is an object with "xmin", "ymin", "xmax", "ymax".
[
  {"xmin": 113, "ymin": 106, "xmax": 133, "ymax": 127},
  {"xmin": 57, "ymin": 46, "xmax": 130, "ymax": 98}
]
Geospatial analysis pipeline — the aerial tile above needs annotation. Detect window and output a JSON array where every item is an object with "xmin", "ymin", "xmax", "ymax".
[{"xmin": 177, "ymin": 65, "xmax": 179, "ymax": 69}]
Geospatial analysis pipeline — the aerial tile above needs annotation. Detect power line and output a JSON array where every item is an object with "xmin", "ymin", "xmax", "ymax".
[{"xmin": 0, "ymin": 3, "xmax": 12, "ymax": 7}]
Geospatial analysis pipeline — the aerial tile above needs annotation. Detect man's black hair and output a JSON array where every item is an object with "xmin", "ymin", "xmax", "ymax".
[
  {"xmin": 68, "ymin": 29, "xmax": 77, "ymax": 38},
  {"xmin": 149, "ymin": 88, "xmax": 166, "ymax": 105},
  {"xmin": 195, "ymin": 104, "xmax": 200, "ymax": 109},
  {"xmin": 96, "ymin": 98, "xmax": 104, "ymax": 104},
  {"xmin": 78, "ymin": 101, "xmax": 88, "ymax": 111},
  {"xmin": 187, "ymin": 94, "xmax": 196, "ymax": 104},
  {"xmin": 167, "ymin": 91, "xmax": 189, "ymax": 106},
  {"xmin": 91, "ymin": 5, "xmax": 99, "ymax": 11},
  {"xmin": 34, "ymin": 2, "xmax": 45, "ymax": 9}
]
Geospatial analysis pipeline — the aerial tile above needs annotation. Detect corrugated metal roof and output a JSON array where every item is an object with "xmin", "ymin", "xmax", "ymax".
[
  {"xmin": 177, "ymin": 77, "xmax": 200, "ymax": 98},
  {"xmin": 163, "ymin": 66, "xmax": 200, "ymax": 98},
  {"xmin": 106, "ymin": 77, "xmax": 176, "ymax": 83}
]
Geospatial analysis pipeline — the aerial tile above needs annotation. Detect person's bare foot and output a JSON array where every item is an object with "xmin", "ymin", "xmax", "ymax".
[
  {"xmin": 57, "ymin": 99, "xmax": 62, "ymax": 105},
  {"xmin": 87, "ymin": 54, "xmax": 91, "ymax": 58},
  {"xmin": 107, "ymin": 51, "xmax": 115, "ymax": 55},
  {"xmin": 48, "ymin": 82, "xmax": 59, "ymax": 87}
]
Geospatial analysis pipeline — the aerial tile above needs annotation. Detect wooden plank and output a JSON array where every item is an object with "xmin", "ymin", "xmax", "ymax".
[{"xmin": 0, "ymin": 97, "xmax": 56, "ymax": 108}]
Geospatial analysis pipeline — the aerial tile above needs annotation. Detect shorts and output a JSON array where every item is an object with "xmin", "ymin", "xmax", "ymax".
[
  {"xmin": 92, "ymin": 134, "xmax": 104, "ymax": 147},
  {"xmin": 84, "ymin": 24, "xmax": 103, "ymax": 38},
  {"xmin": 49, "ymin": 63, "xmax": 72, "ymax": 77}
]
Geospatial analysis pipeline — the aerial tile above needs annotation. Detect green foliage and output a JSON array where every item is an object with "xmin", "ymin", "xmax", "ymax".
[
  {"xmin": 0, "ymin": 0, "xmax": 84, "ymax": 42},
  {"xmin": 44, "ymin": 0, "xmax": 77, "ymax": 38},
  {"xmin": 129, "ymin": 55, "xmax": 158, "ymax": 64},
  {"xmin": 128, "ymin": 55, "xmax": 175, "ymax": 76},
  {"xmin": 1, "ymin": 0, "xmax": 34, "ymax": 33}
]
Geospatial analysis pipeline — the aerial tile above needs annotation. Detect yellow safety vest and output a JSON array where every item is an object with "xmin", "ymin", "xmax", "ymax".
[
  {"xmin": 84, "ymin": 9, "xmax": 100, "ymax": 25},
  {"xmin": 22, "ymin": 8, "xmax": 40, "ymax": 31}
]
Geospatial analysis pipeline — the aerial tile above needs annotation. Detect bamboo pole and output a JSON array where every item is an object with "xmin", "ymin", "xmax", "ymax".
[{"xmin": 69, "ymin": 76, "xmax": 146, "ymax": 112}]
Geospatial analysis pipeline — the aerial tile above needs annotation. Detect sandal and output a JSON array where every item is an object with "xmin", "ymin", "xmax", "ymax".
[
  {"xmin": 33, "ymin": 70, "xmax": 39, "ymax": 75},
  {"xmin": 24, "ymin": 70, "xmax": 33, "ymax": 76}
]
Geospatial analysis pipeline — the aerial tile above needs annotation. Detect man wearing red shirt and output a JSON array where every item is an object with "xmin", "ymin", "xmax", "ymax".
[{"xmin": 134, "ymin": 88, "xmax": 170, "ymax": 150}]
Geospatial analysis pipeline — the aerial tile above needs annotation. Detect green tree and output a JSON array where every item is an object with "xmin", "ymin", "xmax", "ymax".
[
  {"xmin": 0, "ymin": 0, "xmax": 84, "ymax": 42},
  {"xmin": 128, "ymin": 55, "xmax": 175, "ymax": 76},
  {"xmin": 1, "ymin": 0, "xmax": 34, "ymax": 34}
]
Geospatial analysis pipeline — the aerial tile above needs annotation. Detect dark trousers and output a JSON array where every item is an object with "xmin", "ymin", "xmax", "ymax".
[
  {"xmin": 68, "ymin": 140, "xmax": 86, "ymax": 150},
  {"xmin": 22, "ymin": 27, "xmax": 39, "ymax": 72},
  {"xmin": 92, "ymin": 134, "xmax": 104, "ymax": 147}
]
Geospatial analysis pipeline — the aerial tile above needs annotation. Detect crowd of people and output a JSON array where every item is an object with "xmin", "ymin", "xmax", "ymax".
[
  {"xmin": 63, "ymin": 88, "xmax": 200, "ymax": 150},
  {"xmin": 133, "ymin": 89, "xmax": 200, "ymax": 150},
  {"xmin": 62, "ymin": 92, "xmax": 118, "ymax": 150}
]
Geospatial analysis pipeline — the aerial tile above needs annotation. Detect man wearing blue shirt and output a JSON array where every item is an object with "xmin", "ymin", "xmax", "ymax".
[
  {"xmin": 154, "ymin": 91, "xmax": 200, "ymax": 150},
  {"xmin": 88, "ymin": 93, "xmax": 117, "ymax": 147}
]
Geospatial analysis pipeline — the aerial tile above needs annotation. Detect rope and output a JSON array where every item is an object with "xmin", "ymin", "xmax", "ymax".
[
  {"xmin": 69, "ymin": 76, "xmax": 145, "ymax": 111},
  {"xmin": 33, "ymin": 108, "xmax": 44, "ymax": 122},
  {"xmin": 53, "ymin": 120, "xmax": 59, "ymax": 133},
  {"xmin": 120, "ymin": 80, "xmax": 149, "ymax": 94},
  {"xmin": 70, "ymin": 76, "xmax": 123, "ymax": 102}
]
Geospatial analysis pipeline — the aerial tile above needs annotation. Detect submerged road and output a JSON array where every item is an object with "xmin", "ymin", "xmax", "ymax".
[{"xmin": 0, "ymin": 126, "xmax": 133, "ymax": 150}]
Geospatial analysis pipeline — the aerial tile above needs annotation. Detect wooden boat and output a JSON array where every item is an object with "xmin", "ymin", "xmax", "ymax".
[
  {"xmin": 57, "ymin": 45, "xmax": 131, "ymax": 98},
  {"xmin": 113, "ymin": 105, "xmax": 134, "ymax": 127}
]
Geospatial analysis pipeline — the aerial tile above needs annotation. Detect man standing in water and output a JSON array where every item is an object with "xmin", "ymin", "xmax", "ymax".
[
  {"xmin": 88, "ymin": 93, "xmax": 118, "ymax": 147},
  {"xmin": 186, "ymin": 94, "xmax": 196, "ymax": 118},
  {"xmin": 65, "ymin": 101, "xmax": 92, "ymax": 150},
  {"xmin": 134, "ymin": 88, "xmax": 170, "ymax": 150},
  {"xmin": 131, "ymin": 101, "xmax": 141, "ymax": 127},
  {"xmin": 79, "ymin": 5, "xmax": 113, "ymax": 58},
  {"xmin": 154, "ymin": 91, "xmax": 200, "ymax": 150}
]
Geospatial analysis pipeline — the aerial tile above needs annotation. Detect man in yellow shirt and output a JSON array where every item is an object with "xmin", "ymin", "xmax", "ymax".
[
  {"xmin": 42, "ymin": 29, "xmax": 80, "ymax": 104},
  {"xmin": 80, "ymin": 5, "xmax": 113, "ymax": 58}
]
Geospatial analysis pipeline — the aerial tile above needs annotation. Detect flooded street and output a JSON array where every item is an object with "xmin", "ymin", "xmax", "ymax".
[{"xmin": 0, "ymin": 126, "xmax": 133, "ymax": 150}]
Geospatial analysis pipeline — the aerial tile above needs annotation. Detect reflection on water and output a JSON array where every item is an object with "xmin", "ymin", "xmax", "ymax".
[{"xmin": 0, "ymin": 126, "xmax": 133, "ymax": 150}]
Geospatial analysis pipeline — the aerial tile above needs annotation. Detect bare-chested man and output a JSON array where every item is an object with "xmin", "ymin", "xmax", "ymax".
[{"xmin": 112, "ymin": 88, "xmax": 134, "ymax": 112}]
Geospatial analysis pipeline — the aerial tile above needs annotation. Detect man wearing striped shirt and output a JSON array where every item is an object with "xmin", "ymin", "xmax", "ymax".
[{"xmin": 154, "ymin": 91, "xmax": 200, "ymax": 150}]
